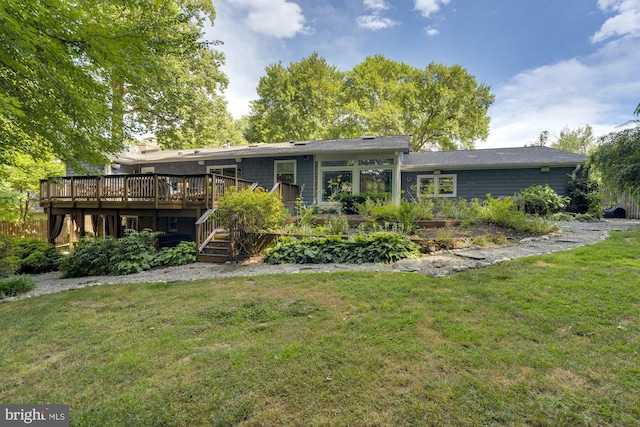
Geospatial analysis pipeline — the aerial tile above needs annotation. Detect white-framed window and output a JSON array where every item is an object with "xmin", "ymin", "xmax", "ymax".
[
  {"xmin": 140, "ymin": 166, "xmax": 155, "ymax": 174},
  {"xmin": 274, "ymin": 160, "xmax": 296, "ymax": 184},
  {"xmin": 417, "ymin": 174, "xmax": 457, "ymax": 198},
  {"xmin": 207, "ymin": 165, "xmax": 237, "ymax": 178},
  {"xmin": 317, "ymin": 156, "xmax": 395, "ymax": 202}
]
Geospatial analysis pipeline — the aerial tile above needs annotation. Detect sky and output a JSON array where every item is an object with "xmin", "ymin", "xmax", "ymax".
[{"xmin": 205, "ymin": 0, "xmax": 640, "ymax": 149}]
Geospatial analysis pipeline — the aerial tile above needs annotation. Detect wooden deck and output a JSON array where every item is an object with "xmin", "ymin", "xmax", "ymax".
[{"xmin": 39, "ymin": 174, "xmax": 257, "ymax": 210}]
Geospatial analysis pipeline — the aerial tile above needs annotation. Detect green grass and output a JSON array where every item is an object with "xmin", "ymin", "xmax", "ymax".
[{"xmin": 1, "ymin": 230, "xmax": 639, "ymax": 426}]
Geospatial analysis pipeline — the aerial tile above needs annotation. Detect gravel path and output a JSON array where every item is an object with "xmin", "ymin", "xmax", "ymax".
[{"xmin": 7, "ymin": 218, "xmax": 640, "ymax": 302}]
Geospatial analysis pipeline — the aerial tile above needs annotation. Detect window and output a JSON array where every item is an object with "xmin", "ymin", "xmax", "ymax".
[
  {"xmin": 318, "ymin": 156, "xmax": 396, "ymax": 203},
  {"xmin": 140, "ymin": 167, "xmax": 155, "ymax": 174},
  {"xmin": 322, "ymin": 171, "xmax": 353, "ymax": 202},
  {"xmin": 417, "ymin": 174, "xmax": 457, "ymax": 198},
  {"xmin": 207, "ymin": 165, "xmax": 237, "ymax": 178},
  {"xmin": 274, "ymin": 160, "xmax": 296, "ymax": 184},
  {"xmin": 360, "ymin": 169, "xmax": 392, "ymax": 194}
]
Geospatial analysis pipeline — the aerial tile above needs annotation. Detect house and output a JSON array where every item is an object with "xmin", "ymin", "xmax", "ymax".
[{"xmin": 40, "ymin": 135, "xmax": 587, "ymax": 255}]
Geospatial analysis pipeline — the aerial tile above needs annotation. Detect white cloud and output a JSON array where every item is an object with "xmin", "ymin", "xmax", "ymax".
[
  {"xmin": 592, "ymin": 0, "xmax": 640, "ymax": 42},
  {"xmin": 424, "ymin": 26, "xmax": 439, "ymax": 37},
  {"xmin": 484, "ymin": 36, "xmax": 640, "ymax": 148},
  {"xmin": 227, "ymin": 0, "xmax": 308, "ymax": 39},
  {"xmin": 357, "ymin": 14, "xmax": 399, "ymax": 30},
  {"xmin": 414, "ymin": 0, "xmax": 450, "ymax": 18},
  {"xmin": 363, "ymin": 0, "xmax": 389, "ymax": 11}
]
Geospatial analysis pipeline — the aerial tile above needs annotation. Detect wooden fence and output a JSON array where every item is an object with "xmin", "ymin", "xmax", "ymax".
[
  {"xmin": 0, "ymin": 219, "xmax": 48, "ymax": 240},
  {"xmin": 601, "ymin": 188, "xmax": 640, "ymax": 219}
]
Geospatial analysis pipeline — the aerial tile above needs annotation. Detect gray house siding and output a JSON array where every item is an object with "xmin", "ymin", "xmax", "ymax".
[
  {"xmin": 401, "ymin": 166, "xmax": 578, "ymax": 201},
  {"xmin": 129, "ymin": 155, "xmax": 315, "ymax": 206}
]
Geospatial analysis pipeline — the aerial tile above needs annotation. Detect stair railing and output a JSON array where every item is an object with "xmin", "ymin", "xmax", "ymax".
[{"xmin": 195, "ymin": 208, "xmax": 219, "ymax": 253}]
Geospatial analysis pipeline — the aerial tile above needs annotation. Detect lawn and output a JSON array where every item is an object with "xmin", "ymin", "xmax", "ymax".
[{"xmin": 1, "ymin": 230, "xmax": 639, "ymax": 426}]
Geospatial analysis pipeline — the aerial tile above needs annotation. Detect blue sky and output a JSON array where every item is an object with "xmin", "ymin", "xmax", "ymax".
[{"xmin": 206, "ymin": 0, "xmax": 640, "ymax": 148}]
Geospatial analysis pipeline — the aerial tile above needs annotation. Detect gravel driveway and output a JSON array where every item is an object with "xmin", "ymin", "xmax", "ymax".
[{"xmin": 7, "ymin": 218, "xmax": 640, "ymax": 302}]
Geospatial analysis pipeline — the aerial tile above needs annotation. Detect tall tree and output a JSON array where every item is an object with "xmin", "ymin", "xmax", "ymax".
[
  {"xmin": 0, "ymin": 0, "xmax": 232, "ymax": 168},
  {"xmin": 0, "ymin": 153, "xmax": 64, "ymax": 222},
  {"xmin": 551, "ymin": 125, "xmax": 596, "ymax": 155},
  {"xmin": 247, "ymin": 52, "xmax": 344, "ymax": 143},
  {"xmin": 589, "ymin": 123, "xmax": 640, "ymax": 195},
  {"xmin": 247, "ymin": 54, "xmax": 494, "ymax": 150}
]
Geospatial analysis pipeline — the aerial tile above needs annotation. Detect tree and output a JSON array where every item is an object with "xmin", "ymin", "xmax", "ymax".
[
  {"xmin": 589, "ymin": 123, "xmax": 640, "ymax": 195},
  {"xmin": 1, "ymin": 0, "xmax": 233, "ymax": 169},
  {"xmin": 247, "ymin": 52, "xmax": 344, "ymax": 143},
  {"xmin": 551, "ymin": 125, "xmax": 596, "ymax": 155},
  {"xmin": 247, "ymin": 54, "xmax": 494, "ymax": 150},
  {"xmin": 0, "ymin": 154, "xmax": 64, "ymax": 223},
  {"xmin": 527, "ymin": 131, "xmax": 549, "ymax": 147}
]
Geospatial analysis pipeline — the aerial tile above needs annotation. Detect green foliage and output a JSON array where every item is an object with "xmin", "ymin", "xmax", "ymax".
[
  {"xmin": 60, "ymin": 229, "xmax": 161, "ymax": 278},
  {"xmin": 339, "ymin": 192, "xmax": 390, "ymax": 215},
  {"xmin": 0, "ymin": 275, "xmax": 35, "ymax": 299},
  {"xmin": 551, "ymin": 125, "xmax": 596, "ymax": 155},
  {"xmin": 0, "ymin": 235, "xmax": 61, "ymax": 276},
  {"xmin": 357, "ymin": 198, "xmax": 433, "ymax": 234},
  {"xmin": 474, "ymin": 195, "xmax": 559, "ymax": 234},
  {"xmin": 216, "ymin": 187, "xmax": 289, "ymax": 232},
  {"xmin": 0, "ymin": 236, "xmax": 18, "ymax": 278},
  {"xmin": 435, "ymin": 198, "xmax": 482, "ymax": 220},
  {"xmin": 155, "ymin": 242, "xmax": 197, "ymax": 267},
  {"xmin": 264, "ymin": 233, "xmax": 421, "ymax": 265},
  {"xmin": 216, "ymin": 187, "xmax": 289, "ymax": 256},
  {"xmin": 516, "ymin": 184, "xmax": 569, "ymax": 216},
  {"xmin": 566, "ymin": 169, "xmax": 602, "ymax": 215},
  {"xmin": 247, "ymin": 53, "xmax": 494, "ymax": 150},
  {"xmin": 434, "ymin": 229, "xmax": 454, "ymax": 250},
  {"xmin": 1, "ymin": 0, "xmax": 233, "ymax": 168},
  {"xmin": 326, "ymin": 215, "xmax": 349, "ymax": 235},
  {"xmin": 590, "ymin": 123, "xmax": 640, "ymax": 195}
]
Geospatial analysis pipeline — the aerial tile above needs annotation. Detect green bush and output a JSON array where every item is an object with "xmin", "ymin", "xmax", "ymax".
[
  {"xmin": 155, "ymin": 241, "xmax": 197, "ymax": 266},
  {"xmin": 477, "ymin": 195, "xmax": 559, "ymax": 234},
  {"xmin": 216, "ymin": 187, "xmax": 288, "ymax": 232},
  {"xmin": 13, "ymin": 238, "xmax": 62, "ymax": 274},
  {"xmin": 340, "ymin": 192, "xmax": 390, "ymax": 214},
  {"xmin": 357, "ymin": 199, "xmax": 433, "ymax": 234},
  {"xmin": 0, "ymin": 275, "xmax": 35, "ymax": 299},
  {"xmin": 436, "ymin": 198, "xmax": 482, "ymax": 220},
  {"xmin": 566, "ymin": 170, "xmax": 602, "ymax": 216},
  {"xmin": 60, "ymin": 229, "xmax": 161, "ymax": 278},
  {"xmin": 326, "ymin": 215, "xmax": 349, "ymax": 235},
  {"xmin": 264, "ymin": 233, "xmax": 421, "ymax": 265},
  {"xmin": 516, "ymin": 184, "xmax": 569, "ymax": 216},
  {"xmin": 0, "ymin": 235, "xmax": 61, "ymax": 276}
]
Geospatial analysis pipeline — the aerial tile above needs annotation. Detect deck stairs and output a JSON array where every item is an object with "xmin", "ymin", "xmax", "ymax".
[{"xmin": 196, "ymin": 230, "xmax": 231, "ymax": 263}]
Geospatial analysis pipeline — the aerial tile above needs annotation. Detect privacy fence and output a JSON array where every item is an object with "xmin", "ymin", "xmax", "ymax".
[
  {"xmin": 0, "ymin": 219, "xmax": 48, "ymax": 240},
  {"xmin": 601, "ymin": 188, "xmax": 640, "ymax": 219}
]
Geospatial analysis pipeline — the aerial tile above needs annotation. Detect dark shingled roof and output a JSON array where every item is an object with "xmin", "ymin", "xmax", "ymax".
[
  {"xmin": 116, "ymin": 135, "xmax": 411, "ymax": 164},
  {"xmin": 402, "ymin": 146, "xmax": 588, "ymax": 170}
]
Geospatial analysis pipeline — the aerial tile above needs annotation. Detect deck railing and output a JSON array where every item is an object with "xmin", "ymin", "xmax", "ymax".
[
  {"xmin": 269, "ymin": 181, "xmax": 301, "ymax": 203},
  {"xmin": 40, "ymin": 174, "xmax": 258, "ymax": 208}
]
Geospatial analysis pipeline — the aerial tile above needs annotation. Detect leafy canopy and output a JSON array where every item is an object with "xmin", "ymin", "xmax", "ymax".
[
  {"xmin": 246, "ymin": 53, "xmax": 494, "ymax": 151},
  {"xmin": 0, "ymin": 0, "xmax": 235, "ymax": 168},
  {"xmin": 589, "ymin": 123, "xmax": 640, "ymax": 195}
]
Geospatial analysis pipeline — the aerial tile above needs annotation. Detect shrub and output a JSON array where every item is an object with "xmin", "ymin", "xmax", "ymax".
[
  {"xmin": 326, "ymin": 215, "xmax": 349, "ymax": 235},
  {"xmin": 516, "ymin": 184, "xmax": 569, "ymax": 216},
  {"xmin": 264, "ymin": 233, "xmax": 421, "ymax": 265},
  {"xmin": 0, "ymin": 235, "xmax": 61, "ymax": 276},
  {"xmin": 60, "ymin": 229, "xmax": 161, "ymax": 278},
  {"xmin": 0, "ymin": 275, "xmax": 35, "ymax": 299},
  {"xmin": 155, "ymin": 242, "xmax": 197, "ymax": 266},
  {"xmin": 340, "ymin": 192, "xmax": 390, "ymax": 214},
  {"xmin": 357, "ymin": 198, "xmax": 433, "ymax": 235},
  {"xmin": 476, "ymin": 194, "xmax": 559, "ymax": 234},
  {"xmin": 216, "ymin": 187, "xmax": 289, "ymax": 256},
  {"xmin": 13, "ymin": 238, "xmax": 62, "ymax": 274},
  {"xmin": 566, "ymin": 170, "xmax": 602, "ymax": 216}
]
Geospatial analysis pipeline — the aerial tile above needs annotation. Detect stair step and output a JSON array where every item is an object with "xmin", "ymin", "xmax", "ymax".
[{"xmin": 197, "ymin": 253, "xmax": 230, "ymax": 263}]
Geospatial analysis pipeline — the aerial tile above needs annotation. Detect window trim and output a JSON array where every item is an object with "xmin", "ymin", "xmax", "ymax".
[
  {"xmin": 417, "ymin": 174, "xmax": 457, "ymax": 198},
  {"xmin": 274, "ymin": 160, "xmax": 297, "ymax": 184}
]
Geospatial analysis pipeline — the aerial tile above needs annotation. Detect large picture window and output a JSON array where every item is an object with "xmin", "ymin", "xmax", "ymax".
[
  {"xmin": 417, "ymin": 174, "xmax": 457, "ymax": 198},
  {"xmin": 318, "ymin": 157, "xmax": 395, "ymax": 203}
]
